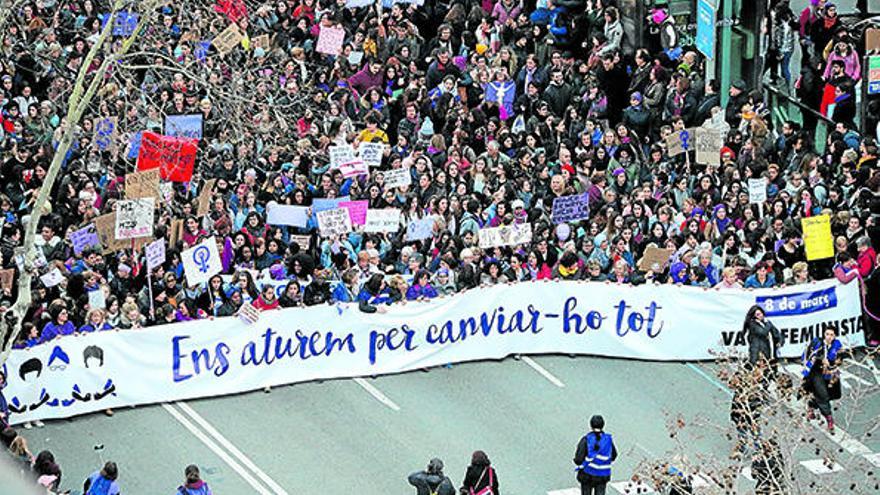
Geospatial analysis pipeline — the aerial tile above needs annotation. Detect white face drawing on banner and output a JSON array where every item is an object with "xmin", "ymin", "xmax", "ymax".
[{"xmin": 3, "ymin": 344, "xmax": 117, "ymax": 419}]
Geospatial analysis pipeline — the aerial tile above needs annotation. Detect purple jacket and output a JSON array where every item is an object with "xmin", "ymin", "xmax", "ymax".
[
  {"xmin": 824, "ymin": 51, "xmax": 861, "ymax": 81},
  {"xmin": 348, "ymin": 65, "xmax": 384, "ymax": 96}
]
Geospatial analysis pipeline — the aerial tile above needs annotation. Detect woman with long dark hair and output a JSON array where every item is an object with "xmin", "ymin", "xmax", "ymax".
[
  {"xmin": 743, "ymin": 305, "xmax": 782, "ymax": 370},
  {"xmin": 460, "ymin": 450, "xmax": 499, "ymax": 495}
]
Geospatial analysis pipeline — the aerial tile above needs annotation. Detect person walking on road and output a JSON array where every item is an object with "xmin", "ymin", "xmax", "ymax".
[
  {"xmin": 801, "ymin": 327, "xmax": 843, "ymax": 433},
  {"xmin": 176, "ymin": 465, "xmax": 213, "ymax": 495},
  {"xmin": 743, "ymin": 305, "xmax": 782, "ymax": 372},
  {"xmin": 574, "ymin": 415, "xmax": 618, "ymax": 495},
  {"xmin": 408, "ymin": 458, "xmax": 456, "ymax": 495},
  {"xmin": 460, "ymin": 450, "xmax": 499, "ymax": 494}
]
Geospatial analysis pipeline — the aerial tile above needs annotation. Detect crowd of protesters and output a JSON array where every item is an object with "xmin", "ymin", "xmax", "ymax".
[{"xmin": 0, "ymin": 0, "xmax": 879, "ymax": 424}]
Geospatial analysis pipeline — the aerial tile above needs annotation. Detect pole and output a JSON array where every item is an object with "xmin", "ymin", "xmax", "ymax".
[{"xmin": 719, "ymin": 0, "xmax": 734, "ymax": 108}]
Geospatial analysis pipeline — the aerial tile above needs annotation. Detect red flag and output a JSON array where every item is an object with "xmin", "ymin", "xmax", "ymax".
[
  {"xmin": 214, "ymin": 0, "xmax": 248, "ymax": 24},
  {"xmin": 136, "ymin": 131, "xmax": 198, "ymax": 183}
]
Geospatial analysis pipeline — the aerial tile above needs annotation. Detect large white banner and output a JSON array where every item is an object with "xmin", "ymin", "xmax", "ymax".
[{"xmin": 1, "ymin": 280, "xmax": 864, "ymax": 424}]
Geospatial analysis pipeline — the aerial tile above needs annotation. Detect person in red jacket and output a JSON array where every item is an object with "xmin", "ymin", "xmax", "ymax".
[
  {"xmin": 855, "ymin": 237, "xmax": 877, "ymax": 278},
  {"xmin": 252, "ymin": 284, "xmax": 279, "ymax": 311}
]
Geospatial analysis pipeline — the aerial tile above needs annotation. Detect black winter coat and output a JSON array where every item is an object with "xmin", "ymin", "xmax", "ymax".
[
  {"xmin": 461, "ymin": 465, "xmax": 499, "ymax": 494},
  {"xmin": 746, "ymin": 320, "xmax": 782, "ymax": 365}
]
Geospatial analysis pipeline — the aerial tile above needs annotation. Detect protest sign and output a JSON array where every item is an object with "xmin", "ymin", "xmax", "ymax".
[
  {"xmin": 337, "ymin": 159, "xmax": 369, "ymax": 178},
  {"xmin": 69, "ymin": 224, "xmax": 100, "ymax": 256},
  {"xmin": 316, "ymin": 26, "xmax": 345, "ymax": 56},
  {"xmin": 213, "ymin": 22, "xmax": 243, "ymax": 55},
  {"xmin": 113, "ymin": 11, "xmax": 139, "ymax": 36},
  {"xmin": 638, "ymin": 247, "xmax": 675, "ymax": 272},
  {"xmin": 266, "ymin": 203, "xmax": 309, "ymax": 227},
  {"xmin": 346, "ymin": 0, "xmax": 373, "ymax": 7},
  {"xmin": 196, "ymin": 179, "xmax": 217, "ymax": 217},
  {"xmin": 182, "ymin": 237, "xmax": 223, "ymax": 286},
  {"xmin": 94, "ymin": 117, "xmax": 118, "ymax": 151},
  {"xmin": 159, "ymin": 182, "xmax": 175, "ymax": 203},
  {"xmin": 40, "ymin": 268, "xmax": 64, "ymax": 288},
  {"xmin": 88, "ymin": 289, "xmax": 106, "ymax": 310},
  {"xmin": 290, "ymin": 235, "xmax": 312, "ymax": 249},
  {"xmin": 145, "ymin": 239, "xmax": 166, "ymax": 271},
  {"xmin": 695, "ymin": 126, "xmax": 723, "ymax": 166},
  {"xmin": 478, "ymin": 223, "xmax": 533, "ymax": 249},
  {"xmin": 748, "ymin": 178, "xmax": 767, "ymax": 204},
  {"xmin": 168, "ymin": 218, "xmax": 184, "ymax": 248},
  {"xmin": 317, "ymin": 208, "xmax": 353, "ymax": 236},
  {"xmin": 95, "ymin": 213, "xmax": 126, "ymax": 253},
  {"xmin": 0, "ymin": 268, "xmax": 14, "ymax": 292},
  {"xmin": 137, "ymin": 131, "xmax": 198, "ymax": 183},
  {"xmin": 312, "ymin": 196, "xmax": 350, "ymax": 213},
  {"xmin": 127, "ymin": 131, "xmax": 143, "ymax": 160},
  {"xmin": 551, "ymin": 193, "xmax": 590, "ymax": 224},
  {"xmin": 328, "ymin": 144, "xmax": 356, "ymax": 168},
  {"xmin": 382, "ymin": 168, "xmax": 412, "ymax": 189},
  {"xmin": 237, "ymin": 302, "xmax": 261, "ymax": 325},
  {"xmin": 666, "ymin": 128, "xmax": 696, "ymax": 156},
  {"xmin": 364, "ymin": 209, "xmax": 401, "ymax": 233},
  {"xmin": 348, "ymin": 51, "xmax": 364, "ymax": 66},
  {"xmin": 339, "ymin": 200, "xmax": 368, "ymax": 225},
  {"xmin": 405, "ymin": 216, "xmax": 435, "ymax": 241},
  {"xmin": 2, "ymin": 279, "xmax": 862, "ymax": 425},
  {"xmin": 358, "ymin": 142, "xmax": 384, "ymax": 168},
  {"xmin": 125, "ymin": 168, "xmax": 161, "ymax": 200},
  {"xmin": 251, "ymin": 34, "xmax": 270, "ymax": 51},
  {"xmin": 164, "ymin": 114, "xmax": 203, "ymax": 140},
  {"xmin": 115, "ymin": 198, "xmax": 155, "ymax": 240},
  {"xmin": 802, "ymin": 214, "xmax": 834, "ymax": 261}
]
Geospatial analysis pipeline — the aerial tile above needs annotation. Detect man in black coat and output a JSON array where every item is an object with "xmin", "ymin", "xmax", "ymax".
[
  {"xmin": 596, "ymin": 53, "xmax": 630, "ymax": 124},
  {"xmin": 543, "ymin": 68, "xmax": 573, "ymax": 117}
]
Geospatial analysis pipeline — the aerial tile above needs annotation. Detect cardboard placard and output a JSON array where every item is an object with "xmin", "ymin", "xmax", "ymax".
[
  {"xmin": 213, "ymin": 22, "xmax": 243, "ymax": 55},
  {"xmin": 290, "ymin": 234, "xmax": 311, "ymax": 249},
  {"xmin": 358, "ymin": 142, "xmax": 384, "ymax": 169},
  {"xmin": 328, "ymin": 144, "xmax": 356, "ymax": 168},
  {"xmin": 638, "ymin": 247, "xmax": 674, "ymax": 272},
  {"xmin": 94, "ymin": 116, "xmax": 118, "ymax": 151},
  {"xmin": 339, "ymin": 200, "xmax": 368, "ymax": 226},
  {"xmin": 125, "ymin": 168, "xmax": 161, "ymax": 200},
  {"xmin": 666, "ymin": 128, "xmax": 696, "ymax": 156},
  {"xmin": 164, "ymin": 114, "xmax": 203, "ymax": 140},
  {"xmin": 196, "ymin": 179, "xmax": 217, "ymax": 217},
  {"xmin": 0, "ymin": 268, "xmax": 14, "ymax": 292},
  {"xmin": 168, "ymin": 218, "xmax": 185, "ymax": 248},
  {"xmin": 695, "ymin": 126, "xmax": 724, "ymax": 166},
  {"xmin": 145, "ymin": 239, "xmax": 166, "ymax": 271},
  {"xmin": 251, "ymin": 34, "xmax": 270, "ymax": 51}
]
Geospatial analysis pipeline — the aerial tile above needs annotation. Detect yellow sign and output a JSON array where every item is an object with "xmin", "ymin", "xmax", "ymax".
[{"xmin": 801, "ymin": 214, "xmax": 834, "ymax": 261}]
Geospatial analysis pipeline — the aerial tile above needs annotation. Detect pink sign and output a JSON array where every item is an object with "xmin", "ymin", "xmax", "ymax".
[
  {"xmin": 340, "ymin": 200, "xmax": 368, "ymax": 226},
  {"xmin": 316, "ymin": 26, "xmax": 345, "ymax": 56}
]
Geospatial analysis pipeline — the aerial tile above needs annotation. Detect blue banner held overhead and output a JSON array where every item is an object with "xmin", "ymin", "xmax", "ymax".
[{"xmin": 755, "ymin": 287, "xmax": 838, "ymax": 317}]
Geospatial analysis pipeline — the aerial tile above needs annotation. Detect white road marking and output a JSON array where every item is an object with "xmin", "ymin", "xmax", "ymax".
[
  {"xmin": 175, "ymin": 401, "xmax": 290, "ymax": 495},
  {"xmin": 863, "ymin": 453, "xmax": 880, "ymax": 467},
  {"xmin": 522, "ymin": 356, "xmax": 565, "ymax": 388},
  {"xmin": 845, "ymin": 358, "xmax": 880, "ymax": 383},
  {"xmin": 741, "ymin": 466, "xmax": 754, "ymax": 481},
  {"xmin": 547, "ymin": 489, "xmax": 581, "ymax": 495},
  {"xmin": 799, "ymin": 458, "xmax": 845, "ymax": 474},
  {"xmin": 162, "ymin": 404, "xmax": 273, "ymax": 495},
  {"xmin": 353, "ymin": 377, "xmax": 401, "ymax": 411}
]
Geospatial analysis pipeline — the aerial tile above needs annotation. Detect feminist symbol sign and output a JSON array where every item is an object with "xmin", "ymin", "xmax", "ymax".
[
  {"xmin": 679, "ymin": 129, "xmax": 691, "ymax": 151},
  {"xmin": 182, "ymin": 238, "xmax": 221, "ymax": 285},
  {"xmin": 192, "ymin": 245, "xmax": 211, "ymax": 273}
]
